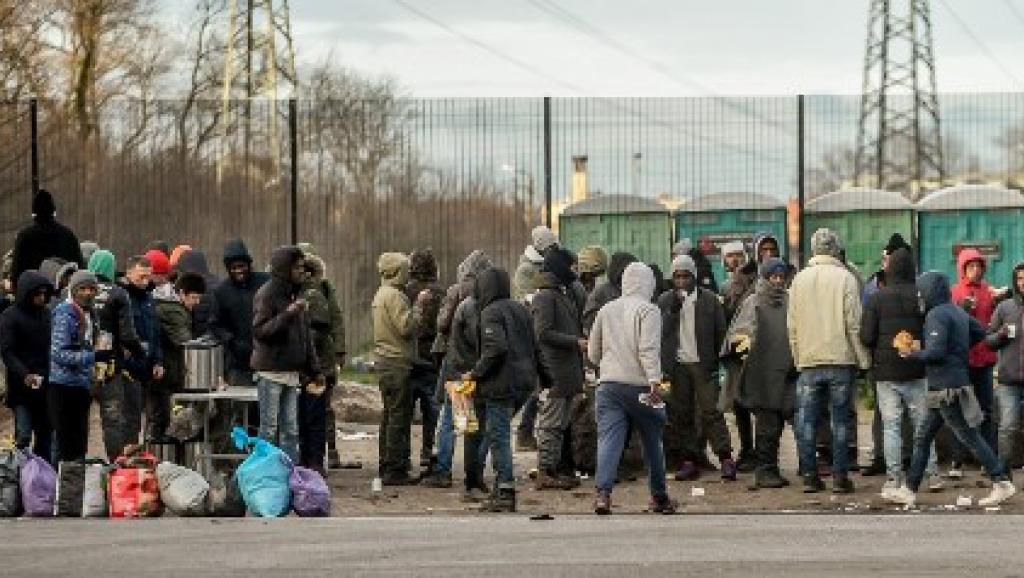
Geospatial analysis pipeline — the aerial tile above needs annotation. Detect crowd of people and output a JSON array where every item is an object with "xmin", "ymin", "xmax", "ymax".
[{"xmin": 2, "ymin": 189, "xmax": 1024, "ymax": 515}]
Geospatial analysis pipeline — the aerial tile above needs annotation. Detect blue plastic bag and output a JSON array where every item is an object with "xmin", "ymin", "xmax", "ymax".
[
  {"xmin": 289, "ymin": 466, "xmax": 330, "ymax": 517},
  {"xmin": 232, "ymin": 427, "xmax": 293, "ymax": 517}
]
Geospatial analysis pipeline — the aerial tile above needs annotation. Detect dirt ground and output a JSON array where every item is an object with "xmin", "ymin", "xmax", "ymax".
[{"xmin": 1, "ymin": 405, "xmax": 1019, "ymax": 516}]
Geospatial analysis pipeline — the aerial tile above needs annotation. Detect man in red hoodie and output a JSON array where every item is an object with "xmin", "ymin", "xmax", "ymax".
[{"xmin": 948, "ymin": 248, "xmax": 999, "ymax": 478}]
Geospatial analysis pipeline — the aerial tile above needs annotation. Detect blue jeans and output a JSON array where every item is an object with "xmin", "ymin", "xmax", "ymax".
[
  {"xmin": 908, "ymin": 393, "xmax": 1007, "ymax": 492},
  {"xmin": 484, "ymin": 401, "xmax": 515, "ymax": 489},
  {"xmin": 434, "ymin": 397, "xmax": 455, "ymax": 475},
  {"xmin": 796, "ymin": 366, "xmax": 854, "ymax": 477},
  {"xmin": 257, "ymin": 377, "xmax": 299, "ymax": 463},
  {"xmin": 14, "ymin": 401, "xmax": 53, "ymax": 466},
  {"xmin": 951, "ymin": 366, "xmax": 995, "ymax": 464},
  {"xmin": 996, "ymin": 383, "xmax": 1024, "ymax": 461},
  {"xmin": 877, "ymin": 380, "xmax": 936, "ymax": 480},
  {"xmin": 595, "ymin": 382, "xmax": 668, "ymax": 498}
]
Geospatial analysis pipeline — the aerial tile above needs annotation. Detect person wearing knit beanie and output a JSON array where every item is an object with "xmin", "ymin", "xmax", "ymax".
[
  {"xmin": 531, "ymin": 226, "xmax": 559, "ymax": 254},
  {"xmin": 810, "ymin": 228, "xmax": 841, "ymax": 258},
  {"xmin": 67, "ymin": 270, "xmax": 98, "ymax": 296},
  {"xmin": 87, "ymin": 249, "xmax": 117, "ymax": 283},
  {"xmin": 145, "ymin": 249, "xmax": 171, "ymax": 280}
]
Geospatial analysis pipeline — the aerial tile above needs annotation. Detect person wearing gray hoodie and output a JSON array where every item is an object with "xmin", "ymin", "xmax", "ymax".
[
  {"xmin": 588, "ymin": 262, "xmax": 677, "ymax": 515},
  {"xmin": 988, "ymin": 262, "xmax": 1024, "ymax": 462}
]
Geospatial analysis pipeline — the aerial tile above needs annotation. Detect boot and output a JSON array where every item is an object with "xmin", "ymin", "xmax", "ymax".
[
  {"xmin": 483, "ymin": 488, "xmax": 517, "ymax": 513},
  {"xmin": 535, "ymin": 471, "xmax": 575, "ymax": 491},
  {"xmin": 860, "ymin": 457, "xmax": 886, "ymax": 477},
  {"xmin": 736, "ymin": 450, "xmax": 757, "ymax": 473},
  {"xmin": 755, "ymin": 467, "xmax": 787, "ymax": 489},
  {"xmin": 833, "ymin": 475, "xmax": 855, "ymax": 494},
  {"xmin": 802, "ymin": 474, "xmax": 825, "ymax": 493}
]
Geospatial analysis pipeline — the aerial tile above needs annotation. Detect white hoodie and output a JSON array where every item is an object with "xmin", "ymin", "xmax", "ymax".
[{"xmin": 588, "ymin": 262, "xmax": 663, "ymax": 387}]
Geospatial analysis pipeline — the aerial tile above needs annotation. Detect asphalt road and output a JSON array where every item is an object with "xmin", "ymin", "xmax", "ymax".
[{"xmin": 2, "ymin": 514, "xmax": 1020, "ymax": 577}]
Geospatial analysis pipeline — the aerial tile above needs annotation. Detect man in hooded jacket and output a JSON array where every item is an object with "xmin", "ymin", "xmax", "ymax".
[
  {"xmin": 0, "ymin": 271, "xmax": 55, "ymax": 462},
  {"xmin": 987, "ymin": 262, "xmax": 1024, "ymax": 463},
  {"xmin": 251, "ymin": 246, "xmax": 323, "ymax": 464},
  {"xmin": 532, "ymin": 247, "xmax": 586, "ymax": 490},
  {"xmin": 11, "ymin": 190, "xmax": 85, "ymax": 285},
  {"xmin": 211, "ymin": 238, "xmax": 270, "ymax": 388},
  {"xmin": 404, "ymin": 249, "xmax": 445, "ymax": 472},
  {"xmin": 372, "ymin": 252, "xmax": 428, "ymax": 485},
  {"xmin": 175, "ymin": 250, "xmax": 219, "ymax": 337},
  {"xmin": 513, "ymin": 226, "xmax": 559, "ymax": 302},
  {"xmin": 583, "ymin": 252, "xmax": 638, "ymax": 336}
]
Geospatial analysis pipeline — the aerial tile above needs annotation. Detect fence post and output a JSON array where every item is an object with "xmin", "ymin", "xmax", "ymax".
[
  {"xmin": 797, "ymin": 94, "xmax": 805, "ymax": 267},
  {"xmin": 29, "ymin": 98, "xmax": 39, "ymax": 196},
  {"xmin": 543, "ymin": 96, "xmax": 552, "ymax": 229},
  {"xmin": 289, "ymin": 98, "xmax": 298, "ymax": 245}
]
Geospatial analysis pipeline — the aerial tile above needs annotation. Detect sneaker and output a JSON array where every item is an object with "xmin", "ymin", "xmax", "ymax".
[
  {"xmin": 419, "ymin": 472, "xmax": 453, "ymax": 488},
  {"xmin": 736, "ymin": 452, "xmax": 757, "ymax": 473},
  {"xmin": 535, "ymin": 472, "xmax": 575, "ymax": 491},
  {"xmin": 674, "ymin": 461, "xmax": 700, "ymax": 482},
  {"xmin": 720, "ymin": 458, "xmax": 738, "ymax": 482},
  {"xmin": 880, "ymin": 478, "xmax": 902, "ymax": 500},
  {"xmin": 483, "ymin": 489, "xmax": 516, "ymax": 513},
  {"xmin": 594, "ymin": 490, "xmax": 612, "ymax": 515},
  {"xmin": 557, "ymin": 473, "xmax": 582, "ymax": 489},
  {"xmin": 927, "ymin": 474, "xmax": 945, "ymax": 493},
  {"xmin": 461, "ymin": 487, "xmax": 489, "ymax": 503},
  {"xmin": 978, "ymin": 480, "xmax": 1017, "ymax": 507},
  {"xmin": 754, "ymin": 467, "xmax": 787, "ymax": 489},
  {"xmin": 649, "ymin": 494, "xmax": 678, "ymax": 515},
  {"xmin": 802, "ymin": 474, "xmax": 825, "ymax": 493},
  {"xmin": 882, "ymin": 484, "xmax": 917, "ymax": 507},
  {"xmin": 860, "ymin": 460, "xmax": 887, "ymax": 477},
  {"xmin": 833, "ymin": 475, "xmax": 855, "ymax": 494},
  {"xmin": 947, "ymin": 464, "xmax": 964, "ymax": 480}
]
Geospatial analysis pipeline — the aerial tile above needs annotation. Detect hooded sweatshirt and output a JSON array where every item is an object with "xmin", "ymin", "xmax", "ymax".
[
  {"xmin": 250, "ymin": 246, "xmax": 318, "ymax": 377},
  {"xmin": 583, "ymin": 252, "xmax": 638, "ymax": 334},
  {"xmin": 951, "ymin": 248, "xmax": 998, "ymax": 368},
  {"xmin": 985, "ymin": 263, "xmax": 1024, "ymax": 384},
  {"xmin": 371, "ymin": 252, "xmax": 422, "ymax": 368},
  {"xmin": 404, "ymin": 250, "xmax": 445, "ymax": 370},
  {"xmin": 0, "ymin": 271, "xmax": 54, "ymax": 408},
  {"xmin": 910, "ymin": 271, "xmax": 987, "ymax": 390},
  {"xmin": 433, "ymin": 250, "xmax": 492, "ymax": 357},
  {"xmin": 588, "ymin": 262, "xmax": 663, "ymax": 387},
  {"xmin": 859, "ymin": 248, "xmax": 926, "ymax": 382},
  {"xmin": 533, "ymin": 250, "xmax": 585, "ymax": 398},
  {"xmin": 10, "ymin": 190, "xmax": 85, "ymax": 283},
  {"xmin": 212, "ymin": 239, "xmax": 269, "ymax": 379},
  {"xmin": 177, "ymin": 250, "xmax": 219, "ymax": 336},
  {"xmin": 302, "ymin": 254, "xmax": 346, "ymax": 372}
]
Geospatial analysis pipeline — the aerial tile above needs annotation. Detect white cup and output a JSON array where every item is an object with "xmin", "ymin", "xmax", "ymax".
[{"xmin": 1008, "ymin": 324, "xmax": 1017, "ymax": 339}]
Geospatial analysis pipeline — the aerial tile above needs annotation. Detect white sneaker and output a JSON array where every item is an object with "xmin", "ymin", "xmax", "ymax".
[
  {"xmin": 927, "ymin": 474, "xmax": 945, "ymax": 492},
  {"xmin": 978, "ymin": 481, "xmax": 1017, "ymax": 507},
  {"xmin": 882, "ymin": 484, "xmax": 916, "ymax": 507},
  {"xmin": 947, "ymin": 467, "xmax": 963, "ymax": 480},
  {"xmin": 880, "ymin": 479, "xmax": 901, "ymax": 500}
]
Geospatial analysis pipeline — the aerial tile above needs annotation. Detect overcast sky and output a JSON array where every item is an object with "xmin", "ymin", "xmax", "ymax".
[{"xmin": 284, "ymin": 0, "xmax": 1024, "ymax": 97}]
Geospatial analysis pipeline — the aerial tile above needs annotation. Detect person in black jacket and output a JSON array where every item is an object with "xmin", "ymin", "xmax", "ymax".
[
  {"xmin": 462, "ymin": 267, "xmax": 539, "ymax": 513},
  {"xmin": 210, "ymin": 238, "xmax": 270, "ymax": 388},
  {"xmin": 0, "ymin": 271, "xmax": 54, "ymax": 463},
  {"xmin": 885, "ymin": 271, "xmax": 1015, "ymax": 507},
  {"xmin": 175, "ymin": 249, "xmax": 219, "ymax": 337},
  {"xmin": 582, "ymin": 252, "xmax": 638, "ymax": 335},
  {"xmin": 532, "ymin": 248, "xmax": 586, "ymax": 490},
  {"xmin": 859, "ymin": 248, "xmax": 940, "ymax": 495},
  {"xmin": 251, "ymin": 246, "xmax": 323, "ymax": 463},
  {"xmin": 10, "ymin": 190, "xmax": 85, "ymax": 286},
  {"xmin": 658, "ymin": 255, "xmax": 733, "ymax": 482}
]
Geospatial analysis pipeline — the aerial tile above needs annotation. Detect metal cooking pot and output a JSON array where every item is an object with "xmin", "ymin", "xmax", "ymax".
[{"xmin": 183, "ymin": 338, "xmax": 224, "ymax": 391}]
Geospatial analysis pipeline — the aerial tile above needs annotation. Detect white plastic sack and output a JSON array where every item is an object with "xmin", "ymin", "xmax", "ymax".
[
  {"xmin": 156, "ymin": 462, "xmax": 209, "ymax": 517},
  {"xmin": 82, "ymin": 463, "xmax": 108, "ymax": 517}
]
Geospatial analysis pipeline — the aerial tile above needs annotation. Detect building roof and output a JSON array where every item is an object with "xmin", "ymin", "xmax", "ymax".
[
  {"xmin": 677, "ymin": 192, "xmax": 786, "ymax": 212},
  {"xmin": 916, "ymin": 184, "xmax": 1024, "ymax": 211},
  {"xmin": 561, "ymin": 194, "xmax": 669, "ymax": 216},
  {"xmin": 806, "ymin": 188, "xmax": 912, "ymax": 213}
]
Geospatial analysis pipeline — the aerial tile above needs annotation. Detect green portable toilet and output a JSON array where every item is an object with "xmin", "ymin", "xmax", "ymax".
[
  {"xmin": 675, "ymin": 192, "xmax": 788, "ymax": 283},
  {"xmin": 803, "ymin": 188, "xmax": 914, "ymax": 277},
  {"xmin": 917, "ymin": 184, "xmax": 1024, "ymax": 286},
  {"xmin": 558, "ymin": 194, "xmax": 672, "ymax": 273}
]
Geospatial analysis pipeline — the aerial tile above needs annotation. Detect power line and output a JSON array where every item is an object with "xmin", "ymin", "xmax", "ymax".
[
  {"xmin": 525, "ymin": 0, "xmax": 794, "ymax": 134},
  {"xmin": 937, "ymin": 0, "xmax": 1024, "ymax": 89},
  {"xmin": 390, "ymin": 0, "xmax": 583, "ymax": 95}
]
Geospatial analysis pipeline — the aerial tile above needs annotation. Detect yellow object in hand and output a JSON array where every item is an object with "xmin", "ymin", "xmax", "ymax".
[
  {"xmin": 734, "ymin": 334, "xmax": 751, "ymax": 354},
  {"xmin": 456, "ymin": 379, "xmax": 477, "ymax": 396}
]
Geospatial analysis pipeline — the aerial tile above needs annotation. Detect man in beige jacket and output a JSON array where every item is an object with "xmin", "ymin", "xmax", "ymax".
[
  {"xmin": 788, "ymin": 228, "xmax": 871, "ymax": 495},
  {"xmin": 372, "ymin": 252, "xmax": 429, "ymax": 485}
]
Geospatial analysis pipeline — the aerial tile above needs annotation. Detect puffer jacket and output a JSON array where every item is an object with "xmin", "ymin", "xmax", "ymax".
[
  {"xmin": 587, "ymin": 262, "xmax": 663, "ymax": 387},
  {"xmin": 657, "ymin": 285, "xmax": 726, "ymax": 378},
  {"xmin": 250, "ymin": 246, "xmax": 319, "ymax": 377},
  {"xmin": 49, "ymin": 299, "xmax": 97, "ymax": 389},
  {"xmin": 122, "ymin": 281, "xmax": 163, "ymax": 381},
  {"xmin": 93, "ymin": 280, "xmax": 144, "ymax": 369},
  {"xmin": 859, "ymin": 248, "xmax": 926, "ymax": 382},
  {"xmin": 532, "ymin": 272, "xmax": 585, "ymax": 398},
  {"xmin": 155, "ymin": 287, "xmax": 193, "ymax": 392},
  {"xmin": 303, "ymin": 254, "xmax": 346, "ymax": 373},
  {"xmin": 787, "ymin": 254, "xmax": 871, "ymax": 371},
  {"xmin": 910, "ymin": 272, "xmax": 987, "ymax": 390},
  {"xmin": 951, "ymin": 248, "xmax": 998, "ymax": 368},
  {"xmin": 371, "ymin": 253, "xmax": 422, "ymax": 369},
  {"xmin": 469, "ymin": 267, "xmax": 539, "ymax": 402},
  {"xmin": 986, "ymin": 263, "xmax": 1024, "ymax": 385},
  {"xmin": 0, "ymin": 271, "xmax": 54, "ymax": 407}
]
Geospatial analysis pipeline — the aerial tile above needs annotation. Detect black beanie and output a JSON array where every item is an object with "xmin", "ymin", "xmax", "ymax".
[
  {"xmin": 884, "ymin": 233, "xmax": 911, "ymax": 256},
  {"xmin": 542, "ymin": 247, "xmax": 576, "ymax": 287},
  {"xmin": 32, "ymin": 190, "xmax": 56, "ymax": 218}
]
